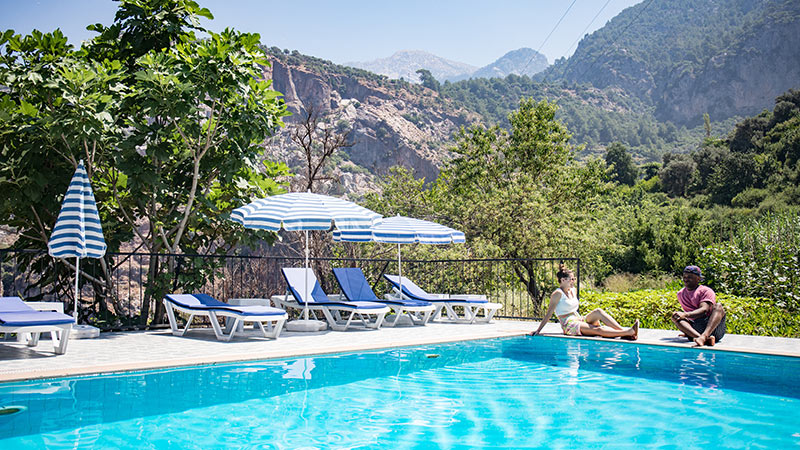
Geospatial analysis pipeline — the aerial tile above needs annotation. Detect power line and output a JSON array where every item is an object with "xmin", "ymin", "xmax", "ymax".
[
  {"xmin": 563, "ymin": 0, "xmax": 613, "ymax": 60},
  {"xmin": 519, "ymin": 0, "xmax": 578, "ymax": 74},
  {"xmin": 572, "ymin": 0, "xmax": 654, "ymax": 82},
  {"xmin": 539, "ymin": 0, "xmax": 613, "ymax": 86}
]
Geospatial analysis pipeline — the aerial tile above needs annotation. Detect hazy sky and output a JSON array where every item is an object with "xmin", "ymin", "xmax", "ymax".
[{"xmin": 1, "ymin": 0, "xmax": 644, "ymax": 67}]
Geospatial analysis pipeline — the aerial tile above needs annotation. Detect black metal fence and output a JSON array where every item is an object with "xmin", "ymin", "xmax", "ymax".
[{"xmin": 0, "ymin": 249, "xmax": 579, "ymax": 331}]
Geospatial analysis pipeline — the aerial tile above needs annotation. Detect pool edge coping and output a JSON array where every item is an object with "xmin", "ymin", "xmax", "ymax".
[
  {"xmin": 541, "ymin": 333, "xmax": 800, "ymax": 358},
  {"xmin": 2, "ymin": 326, "xmax": 799, "ymax": 383}
]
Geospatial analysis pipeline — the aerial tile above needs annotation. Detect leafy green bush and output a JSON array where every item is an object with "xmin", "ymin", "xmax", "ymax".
[
  {"xmin": 601, "ymin": 272, "xmax": 678, "ymax": 292},
  {"xmin": 579, "ymin": 289, "xmax": 800, "ymax": 337},
  {"xmin": 698, "ymin": 212, "xmax": 800, "ymax": 311}
]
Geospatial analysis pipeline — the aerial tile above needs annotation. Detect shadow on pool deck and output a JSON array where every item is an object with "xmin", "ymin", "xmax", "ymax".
[{"xmin": 1, "ymin": 321, "xmax": 798, "ymax": 382}]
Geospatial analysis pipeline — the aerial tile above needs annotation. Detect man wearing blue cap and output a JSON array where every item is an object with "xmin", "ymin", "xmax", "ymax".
[{"xmin": 671, "ymin": 265, "xmax": 726, "ymax": 346}]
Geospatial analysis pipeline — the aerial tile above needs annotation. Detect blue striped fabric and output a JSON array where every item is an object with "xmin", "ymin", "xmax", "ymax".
[
  {"xmin": 332, "ymin": 216, "xmax": 465, "ymax": 245},
  {"xmin": 47, "ymin": 161, "xmax": 107, "ymax": 259},
  {"xmin": 230, "ymin": 192, "xmax": 382, "ymax": 231}
]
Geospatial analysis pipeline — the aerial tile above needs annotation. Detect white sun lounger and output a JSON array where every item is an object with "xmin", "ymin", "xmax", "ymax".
[
  {"xmin": 0, "ymin": 296, "xmax": 74, "ymax": 355},
  {"xmin": 275, "ymin": 268, "xmax": 390, "ymax": 331},
  {"xmin": 383, "ymin": 275, "xmax": 502, "ymax": 323},
  {"xmin": 333, "ymin": 267, "xmax": 435, "ymax": 327},
  {"xmin": 163, "ymin": 294, "xmax": 287, "ymax": 341}
]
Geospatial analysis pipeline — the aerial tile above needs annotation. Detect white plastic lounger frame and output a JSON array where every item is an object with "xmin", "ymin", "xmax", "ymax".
[
  {"xmin": 384, "ymin": 275, "xmax": 502, "ymax": 324},
  {"xmin": 271, "ymin": 294, "xmax": 386, "ymax": 331},
  {"xmin": 0, "ymin": 297, "xmax": 74, "ymax": 355},
  {"xmin": 380, "ymin": 300, "xmax": 435, "ymax": 327},
  {"xmin": 277, "ymin": 268, "xmax": 390, "ymax": 331},
  {"xmin": 163, "ymin": 294, "xmax": 287, "ymax": 341},
  {"xmin": 1, "ymin": 322, "xmax": 73, "ymax": 354}
]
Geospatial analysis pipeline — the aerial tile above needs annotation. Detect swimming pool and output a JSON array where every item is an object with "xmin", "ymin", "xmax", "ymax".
[{"xmin": 0, "ymin": 336, "xmax": 798, "ymax": 449}]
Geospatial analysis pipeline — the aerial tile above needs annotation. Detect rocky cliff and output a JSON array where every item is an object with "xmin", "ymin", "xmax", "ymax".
[
  {"xmin": 655, "ymin": 10, "xmax": 800, "ymax": 123},
  {"xmin": 261, "ymin": 49, "xmax": 475, "ymax": 195}
]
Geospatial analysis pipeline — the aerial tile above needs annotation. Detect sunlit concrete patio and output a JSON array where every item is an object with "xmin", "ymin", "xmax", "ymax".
[{"xmin": 1, "ymin": 321, "xmax": 799, "ymax": 382}]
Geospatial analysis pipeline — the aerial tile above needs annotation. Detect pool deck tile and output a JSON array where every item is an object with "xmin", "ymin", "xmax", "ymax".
[{"xmin": 1, "ymin": 321, "xmax": 798, "ymax": 382}]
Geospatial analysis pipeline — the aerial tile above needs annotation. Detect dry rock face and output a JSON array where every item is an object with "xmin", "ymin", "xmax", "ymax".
[
  {"xmin": 656, "ymin": 17, "xmax": 800, "ymax": 124},
  {"xmin": 262, "ymin": 52, "xmax": 474, "ymax": 196}
]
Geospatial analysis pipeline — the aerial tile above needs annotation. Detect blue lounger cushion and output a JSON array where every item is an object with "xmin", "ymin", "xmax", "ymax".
[
  {"xmin": 279, "ymin": 267, "xmax": 390, "ymax": 331},
  {"xmin": 382, "ymin": 275, "xmax": 501, "ymax": 324},
  {"xmin": 383, "ymin": 275, "xmax": 490, "ymax": 303},
  {"xmin": 0, "ymin": 311, "xmax": 76, "ymax": 327},
  {"xmin": 164, "ymin": 294, "xmax": 286, "ymax": 316},
  {"xmin": 333, "ymin": 268, "xmax": 431, "ymax": 307},
  {"xmin": 333, "ymin": 268, "xmax": 435, "ymax": 327},
  {"xmin": 0, "ymin": 297, "xmax": 74, "ymax": 326}
]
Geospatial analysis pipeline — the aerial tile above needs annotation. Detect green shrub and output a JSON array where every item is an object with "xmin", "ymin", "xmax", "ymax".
[
  {"xmin": 698, "ymin": 212, "xmax": 800, "ymax": 311},
  {"xmin": 601, "ymin": 272, "xmax": 678, "ymax": 292},
  {"xmin": 731, "ymin": 188, "xmax": 768, "ymax": 208},
  {"xmin": 579, "ymin": 289, "xmax": 800, "ymax": 337}
]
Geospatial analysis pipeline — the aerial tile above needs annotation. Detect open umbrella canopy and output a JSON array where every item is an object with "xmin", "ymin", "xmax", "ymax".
[
  {"xmin": 230, "ymin": 192, "xmax": 382, "ymax": 231},
  {"xmin": 332, "ymin": 215, "xmax": 465, "ymax": 244},
  {"xmin": 333, "ymin": 215, "xmax": 466, "ymax": 300}
]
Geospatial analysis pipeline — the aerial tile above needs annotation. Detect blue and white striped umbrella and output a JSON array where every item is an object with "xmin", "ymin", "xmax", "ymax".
[
  {"xmin": 47, "ymin": 160, "xmax": 107, "ymax": 323},
  {"xmin": 333, "ymin": 216, "xmax": 465, "ymax": 295},
  {"xmin": 231, "ymin": 192, "xmax": 382, "ymax": 231},
  {"xmin": 332, "ymin": 215, "xmax": 465, "ymax": 244},
  {"xmin": 47, "ymin": 160, "xmax": 107, "ymax": 259}
]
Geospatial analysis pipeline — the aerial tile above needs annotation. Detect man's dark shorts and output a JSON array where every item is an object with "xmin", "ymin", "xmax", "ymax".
[{"xmin": 691, "ymin": 313, "xmax": 726, "ymax": 342}]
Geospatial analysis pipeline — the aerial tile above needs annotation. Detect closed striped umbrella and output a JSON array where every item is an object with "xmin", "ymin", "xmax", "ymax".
[
  {"xmin": 48, "ymin": 161, "xmax": 107, "ymax": 259},
  {"xmin": 231, "ymin": 192, "xmax": 381, "ymax": 329},
  {"xmin": 48, "ymin": 160, "xmax": 106, "ymax": 323},
  {"xmin": 333, "ymin": 215, "xmax": 465, "ymax": 294}
]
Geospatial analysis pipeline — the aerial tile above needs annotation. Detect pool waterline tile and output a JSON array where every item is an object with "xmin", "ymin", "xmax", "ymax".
[{"xmin": 1, "ymin": 321, "xmax": 799, "ymax": 383}]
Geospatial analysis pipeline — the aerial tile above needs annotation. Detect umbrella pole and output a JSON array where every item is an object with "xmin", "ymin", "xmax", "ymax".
[
  {"xmin": 397, "ymin": 243, "xmax": 402, "ymax": 299},
  {"xmin": 304, "ymin": 230, "xmax": 310, "ymax": 322},
  {"xmin": 74, "ymin": 256, "xmax": 80, "ymax": 323}
]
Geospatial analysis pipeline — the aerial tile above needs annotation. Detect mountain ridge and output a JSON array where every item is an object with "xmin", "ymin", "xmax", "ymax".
[
  {"xmin": 348, "ymin": 47, "xmax": 550, "ymax": 83},
  {"xmin": 540, "ymin": 0, "xmax": 800, "ymax": 125},
  {"xmin": 462, "ymin": 48, "xmax": 549, "ymax": 81},
  {"xmin": 346, "ymin": 50, "xmax": 477, "ymax": 84}
]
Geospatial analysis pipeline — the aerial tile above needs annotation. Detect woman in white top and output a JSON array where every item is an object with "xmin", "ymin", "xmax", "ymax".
[{"xmin": 530, "ymin": 264, "xmax": 638, "ymax": 339}]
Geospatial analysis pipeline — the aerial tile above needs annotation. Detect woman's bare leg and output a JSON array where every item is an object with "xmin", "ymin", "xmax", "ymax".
[
  {"xmin": 579, "ymin": 321, "xmax": 637, "ymax": 339},
  {"xmin": 584, "ymin": 308, "xmax": 624, "ymax": 330}
]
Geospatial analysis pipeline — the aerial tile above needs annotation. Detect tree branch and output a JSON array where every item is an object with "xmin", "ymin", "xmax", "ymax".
[
  {"xmin": 103, "ymin": 166, "xmax": 151, "ymax": 251},
  {"xmin": 29, "ymin": 205, "xmax": 51, "ymax": 243}
]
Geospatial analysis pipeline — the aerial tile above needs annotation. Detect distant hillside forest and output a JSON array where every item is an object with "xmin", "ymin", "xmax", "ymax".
[
  {"xmin": 362, "ymin": 93, "xmax": 800, "ymax": 313},
  {"xmin": 438, "ymin": 75, "xmax": 731, "ymax": 161},
  {"xmin": 653, "ymin": 89, "xmax": 800, "ymax": 209},
  {"xmin": 261, "ymin": 0, "xmax": 800, "ymax": 163},
  {"xmin": 441, "ymin": 0, "xmax": 800, "ymax": 160}
]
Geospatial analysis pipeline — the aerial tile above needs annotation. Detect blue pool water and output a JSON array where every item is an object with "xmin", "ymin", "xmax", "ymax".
[{"xmin": 1, "ymin": 336, "xmax": 798, "ymax": 449}]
